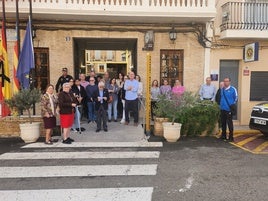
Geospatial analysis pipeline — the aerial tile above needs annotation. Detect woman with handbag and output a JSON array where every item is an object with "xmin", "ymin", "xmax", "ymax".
[
  {"xmin": 107, "ymin": 78, "xmax": 119, "ymax": 122},
  {"xmin": 41, "ymin": 84, "xmax": 58, "ymax": 145}
]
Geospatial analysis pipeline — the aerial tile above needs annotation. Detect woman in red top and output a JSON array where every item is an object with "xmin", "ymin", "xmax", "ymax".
[{"xmin": 58, "ymin": 83, "xmax": 78, "ymax": 144}]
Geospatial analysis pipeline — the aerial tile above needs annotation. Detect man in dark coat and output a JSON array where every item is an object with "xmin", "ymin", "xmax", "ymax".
[
  {"xmin": 55, "ymin": 68, "xmax": 73, "ymax": 93},
  {"xmin": 93, "ymin": 80, "xmax": 110, "ymax": 132}
]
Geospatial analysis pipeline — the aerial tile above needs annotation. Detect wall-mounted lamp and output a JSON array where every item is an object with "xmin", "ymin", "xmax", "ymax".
[
  {"xmin": 32, "ymin": 28, "xmax": 37, "ymax": 39},
  {"xmin": 169, "ymin": 27, "xmax": 177, "ymax": 41}
]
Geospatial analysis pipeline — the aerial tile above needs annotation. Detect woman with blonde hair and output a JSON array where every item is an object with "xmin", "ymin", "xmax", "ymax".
[{"xmin": 41, "ymin": 84, "xmax": 58, "ymax": 145}]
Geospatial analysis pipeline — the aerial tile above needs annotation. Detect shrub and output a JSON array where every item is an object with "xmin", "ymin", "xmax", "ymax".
[
  {"xmin": 5, "ymin": 88, "xmax": 41, "ymax": 123},
  {"xmin": 155, "ymin": 92, "xmax": 220, "ymax": 136}
]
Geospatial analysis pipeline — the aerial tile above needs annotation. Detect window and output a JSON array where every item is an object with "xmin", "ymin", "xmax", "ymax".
[
  {"xmin": 33, "ymin": 48, "xmax": 50, "ymax": 93},
  {"xmin": 160, "ymin": 49, "xmax": 183, "ymax": 87},
  {"xmin": 250, "ymin": 71, "xmax": 268, "ymax": 101}
]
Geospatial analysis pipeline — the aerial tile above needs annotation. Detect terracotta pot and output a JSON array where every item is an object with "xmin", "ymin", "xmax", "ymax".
[
  {"xmin": 154, "ymin": 117, "xmax": 169, "ymax": 136},
  {"xmin": 163, "ymin": 122, "xmax": 182, "ymax": 142}
]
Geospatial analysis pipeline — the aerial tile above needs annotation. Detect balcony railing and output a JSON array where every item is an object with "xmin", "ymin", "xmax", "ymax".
[
  {"xmin": 221, "ymin": 2, "xmax": 268, "ymax": 31},
  {"xmin": 5, "ymin": 0, "xmax": 216, "ymax": 23},
  {"xmin": 7, "ymin": 0, "xmax": 214, "ymax": 8}
]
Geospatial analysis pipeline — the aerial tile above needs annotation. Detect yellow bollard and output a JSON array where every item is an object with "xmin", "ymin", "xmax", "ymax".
[{"xmin": 145, "ymin": 53, "xmax": 151, "ymax": 136}]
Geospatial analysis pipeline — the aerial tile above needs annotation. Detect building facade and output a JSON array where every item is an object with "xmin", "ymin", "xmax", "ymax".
[{"xmin": 2, "ymin": 0, "xmax": 268, "ymax": 125}]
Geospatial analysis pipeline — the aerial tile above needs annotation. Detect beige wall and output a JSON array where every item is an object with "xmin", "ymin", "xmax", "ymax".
[
  {"xmin": 30, "ymin": 29, "xmax": 204, "ymax": 94},
  {"xmin": 210, "ymin": 41, "xmax": 268, "ymax": 125}
]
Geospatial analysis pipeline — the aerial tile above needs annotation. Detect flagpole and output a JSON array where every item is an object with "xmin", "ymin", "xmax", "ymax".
[
  {"xmin": 29, "ymin": 0, "xmax": 36, "ymax": 115},
  {"xmin": 16, "ymin": 0, "xmax": 20, "ymax": 57},
  {"xmin": 2, "ymin": 0, "xmax": 7, "ymax": 44}
]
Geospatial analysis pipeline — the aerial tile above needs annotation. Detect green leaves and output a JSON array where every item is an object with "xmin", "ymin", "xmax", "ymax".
[
  {"xmin": 154, "ymin": 91, "xmax": 220, "ymax": 136},
  {"xmin": 5, "ymin": 88, "xmax": 41, "ymax": 123}
]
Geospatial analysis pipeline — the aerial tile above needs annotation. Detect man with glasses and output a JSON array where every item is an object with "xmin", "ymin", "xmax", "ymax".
[
  {"xmin": 199, "ymin": 77, "xmax": 216, "ymax": 101},
  {"xmin": 93, "ymin": 81, "xmax": 110, "ymax": 132},
  {"xmin": 85, "ymin": 77, "xmax": 98, "ymax": 123}
]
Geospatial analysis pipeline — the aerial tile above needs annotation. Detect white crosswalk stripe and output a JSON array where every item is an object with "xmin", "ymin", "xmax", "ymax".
[
  {"xmin": 0, "ymin": 187, "xmax": 154, "ymax": 201},
  {"xmin": 0, "ymin": 141, "xmax": 163, "ymax": 201},
  {"xmin": 22, "ymin": 141, "xmax": 163, "ymax": 148},
  {"xmin": 0, "ymin": 151, "xmax": 160, "ymax": 160},
  {"xmin": 0, "ymin": 164, "xmax": 158, "ymax": 178}
]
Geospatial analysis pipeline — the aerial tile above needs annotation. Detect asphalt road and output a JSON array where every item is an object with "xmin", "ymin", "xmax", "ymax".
[{"xmin": 0, "ymin": 136, "xmax": 267, "ymax": 201}]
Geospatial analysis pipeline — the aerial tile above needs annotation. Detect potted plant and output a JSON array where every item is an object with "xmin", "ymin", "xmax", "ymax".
[
  {"xmin": 153, "ymin": 94, "xmax": 170, "ymax": 136},
  {"xmin": 5, "ymin": 88, "xmax": 42, "ymax": 143},
  {"xmin": 162, "ymin": 92, "xmax": 198, "ymax": 142}
]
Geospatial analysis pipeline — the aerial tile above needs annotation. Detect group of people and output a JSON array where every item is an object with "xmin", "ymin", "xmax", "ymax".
[
  {"xmin": 199, "ymin": 76, "xmax": 238, "ymax": 142},
  {"xmin": 41, "ymin": 67, "xmax": 237, "ymax": 145},
  {"xmin": 150, "ymin": 78, "xmax": 185, "ymax": 118},
  {"xmin": 151, "ymin": 76, "xmax": 237, "ymax": 142},
  {"xmin": 41, "ymin": 68, "xmax": 143, "ymax": 144}
]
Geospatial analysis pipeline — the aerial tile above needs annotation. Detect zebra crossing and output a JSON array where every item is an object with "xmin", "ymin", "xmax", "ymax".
[{"xmin": 0, "ymin": 141, "xmax": 162, "ymax": 201}]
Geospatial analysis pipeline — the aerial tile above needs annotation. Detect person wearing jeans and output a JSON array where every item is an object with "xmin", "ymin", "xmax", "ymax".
[
  {"xmin": 85, "ymin": 77, "xmax": 98, "ymax": 123},
  {"xmin": 120, "ymin": 75, "xmax": 128, "ymax": 124},
  {"xmin": 220, "ymin": 77, "xmax": 238, "ymax": 142},
  {"xmin": 108, "ymin": 78, "xmax": 119, "ymax": 122},
  {"xmin": 124, "ymin": 71, "xmax": 139, "ymax": 126}
]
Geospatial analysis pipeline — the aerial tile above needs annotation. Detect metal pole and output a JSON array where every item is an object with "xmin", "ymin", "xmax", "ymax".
[
  {"xmin": 15, "ymin": 0, "xmax": 20, "ymax": 57},
  {"xmin": 29, "ymin": 0, "xmax": 36, "ymax": 115},
  {"xmin": 2, "ymin": 0, "xmax": 7, "ymax": 42},
  {"xmin": 29, "ymin": 0, "xmax": 33, "ymax": 23},
  {"xmin": 145, "ymin": 53, "xmax": 151, "ymax": 136}
]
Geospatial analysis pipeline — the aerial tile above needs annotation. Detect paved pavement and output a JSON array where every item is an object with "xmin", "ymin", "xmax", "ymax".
[{"xmin": 0, "ymin": 122, "xmax": 268, "ymax": 201}]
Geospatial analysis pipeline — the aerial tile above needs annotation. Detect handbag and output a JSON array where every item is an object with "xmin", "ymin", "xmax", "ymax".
[
  {"xmin": 222, "ymin": 89, "xmax": 236, "ymax": 115},
  {"xmin": 108, "ymin": 94, "xmax": 113, "ymax": 103}
]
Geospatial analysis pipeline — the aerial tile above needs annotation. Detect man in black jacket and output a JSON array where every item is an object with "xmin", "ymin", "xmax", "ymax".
[
  {"xmin": 93, "ymin": 80, "xmax": 110, "ymax": 132},
  {"xmin": 55, "ymin": 68, "xmax": 73, "ymax": 93}
]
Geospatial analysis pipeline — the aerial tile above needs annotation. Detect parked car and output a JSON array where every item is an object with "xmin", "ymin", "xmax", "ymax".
[{"xmin": 249, "ymin": 102, "xmax": 268, "ymax": 137}]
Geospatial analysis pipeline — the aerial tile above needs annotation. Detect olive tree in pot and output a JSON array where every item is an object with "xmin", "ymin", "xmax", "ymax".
[
  {"xmin": 163, "ymin": 92, "xmax": 197, "ymax": 142},
  {"xmin": 5, "ymin": 88, "xmax": 42, "ymax": 143},
  {"xmin": 153, "ymin": 95, "xmax": 170, "ymax": 137}
]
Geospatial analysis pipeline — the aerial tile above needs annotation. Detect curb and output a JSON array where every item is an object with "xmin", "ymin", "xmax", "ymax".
[{"xmin": 234, "ymin": 129, "xmax": 261, "ymax": 135}]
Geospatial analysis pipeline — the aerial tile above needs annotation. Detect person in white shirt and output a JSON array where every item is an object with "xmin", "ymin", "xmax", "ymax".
[{"xmin": 199, "ymin": 77, "xmax": 217, "ymax": 101}]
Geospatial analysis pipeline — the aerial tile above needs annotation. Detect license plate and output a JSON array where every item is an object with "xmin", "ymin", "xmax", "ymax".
[{"xmin": 254, "ymin": 119, "xmax": 267, "ymax": 125}]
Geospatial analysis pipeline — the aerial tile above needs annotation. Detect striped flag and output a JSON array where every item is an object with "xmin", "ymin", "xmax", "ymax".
[
  {"xmin": 0, "ymin": 18, "xmax": 11, "ymax": 117},
  {"xmin": 12, "ymin": 34, "xmax": 20, "ymax": 94}
]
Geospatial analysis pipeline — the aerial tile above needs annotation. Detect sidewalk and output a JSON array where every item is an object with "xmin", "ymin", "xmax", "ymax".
[{"xmin": 67, "ymin": 120, "xmax": 147, "ymax": 143}]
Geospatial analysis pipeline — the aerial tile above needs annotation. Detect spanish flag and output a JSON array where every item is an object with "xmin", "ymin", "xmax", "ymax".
[
  {"xmin": 13, "ymin": 36, "xmax": 20, "ymax": 94},
  {"xmin": 0, "ymin": 19, "xmax": 11, "ymax": 117}
]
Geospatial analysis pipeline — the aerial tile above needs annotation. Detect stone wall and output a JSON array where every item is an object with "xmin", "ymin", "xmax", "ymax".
[{"xmin": 0, "ymin": 116, "xmax": 45, "ymax": 137}]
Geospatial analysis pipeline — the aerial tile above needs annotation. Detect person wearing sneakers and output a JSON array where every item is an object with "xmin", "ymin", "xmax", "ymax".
[
  {"xmin": 220, "ymin": 77, "xmax": 238, "ymax": 142},
  {"xmin": 58, "ymin": 83, "xmax": 78, "ymax": 144},
  {"xmin": 124, "ymin": 71, "xmax": 139, "ymax": 126}
]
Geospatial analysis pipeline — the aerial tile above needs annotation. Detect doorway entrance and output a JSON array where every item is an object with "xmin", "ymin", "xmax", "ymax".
[
  {"xmin": 73, "ymin": 38, "xmax": 137, "ymax": 78},
  {"xmin": 219, "ymin": 60, "xmax": 239, "ymax": 120}
]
